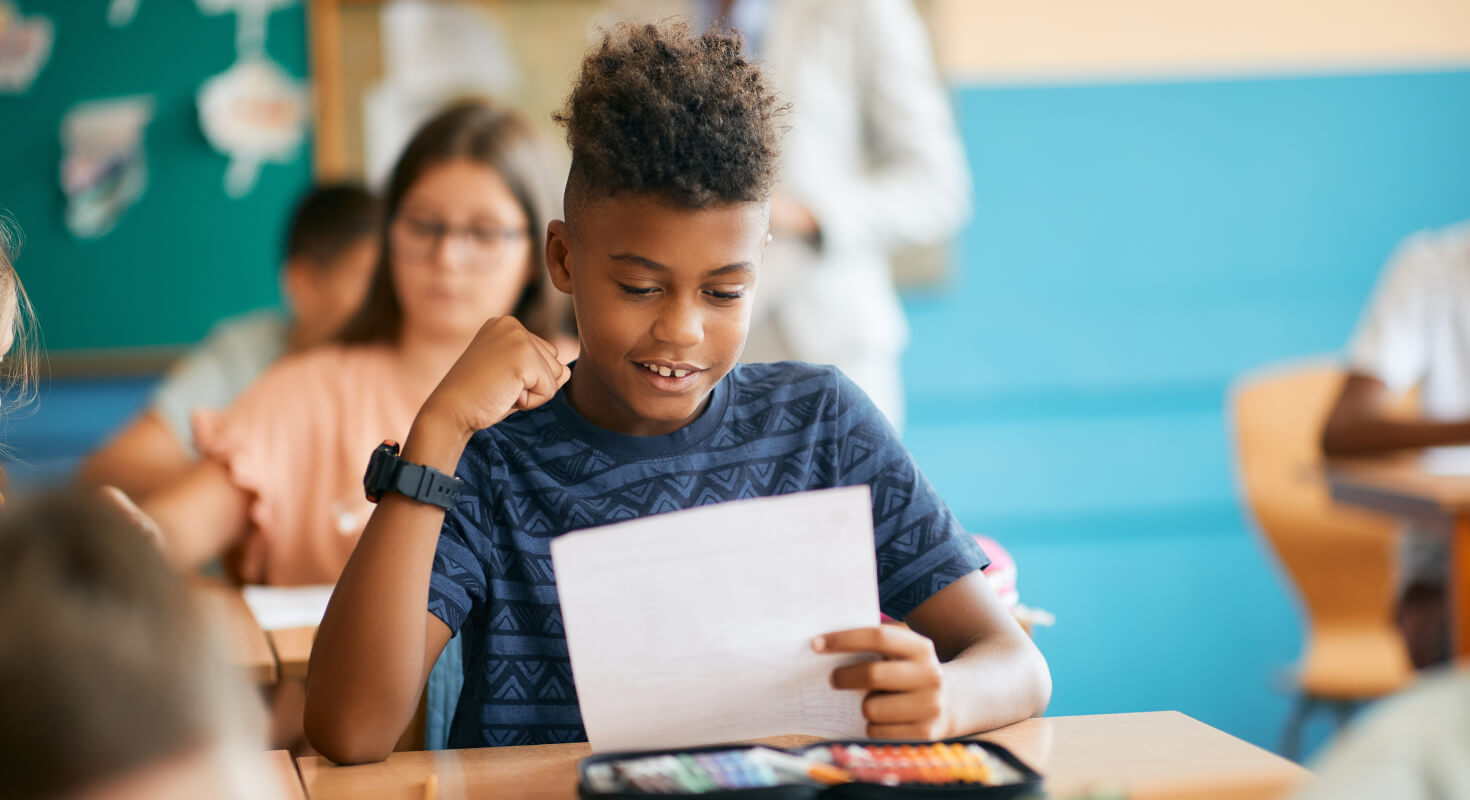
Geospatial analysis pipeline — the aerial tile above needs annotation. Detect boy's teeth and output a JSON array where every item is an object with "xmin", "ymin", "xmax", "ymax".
[
  {"xmin": 658, "ymin": 366, "xmax": 672, "ymax": 377},
  {"xmin": 673, "ymin": 369, "xmax": 688, "ymax": 378}
]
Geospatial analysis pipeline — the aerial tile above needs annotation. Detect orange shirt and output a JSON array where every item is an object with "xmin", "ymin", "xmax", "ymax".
[{"xmin": 196, "ymin": 345, "xmax": 437, "ymax": 585}]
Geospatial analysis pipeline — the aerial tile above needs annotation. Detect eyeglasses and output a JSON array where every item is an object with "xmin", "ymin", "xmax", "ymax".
[{"xmin": 393, "ymin": 214, "xmax": 528, "ymax": 265}]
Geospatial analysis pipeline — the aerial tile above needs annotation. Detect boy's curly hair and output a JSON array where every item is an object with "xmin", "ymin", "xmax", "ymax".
[{"xmin": 554, "ymin": 21, "xmax": 786, "ymax": 217}]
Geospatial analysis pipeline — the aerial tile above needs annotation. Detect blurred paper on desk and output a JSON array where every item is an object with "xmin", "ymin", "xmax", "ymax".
[{"xmin": 242, "ymin": 584, "xmax": 333, "ymax": 631}]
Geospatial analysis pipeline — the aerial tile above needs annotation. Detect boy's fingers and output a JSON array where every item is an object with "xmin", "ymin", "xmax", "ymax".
[
  {"xmin": 830, "ymin": 659, "xmax": 941, "ymax": 691},
  {"xmin": 861, "ymin": 689, "xmax": 943, "ymax": 724},
  {"xmin": 814, "ymin": 626, "xmax": 933, "ymax": 660}
]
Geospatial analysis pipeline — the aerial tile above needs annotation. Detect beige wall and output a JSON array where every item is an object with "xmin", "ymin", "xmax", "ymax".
[{"xmin": 924, "ymin": 0, "xmax": 1470, "ymax": 84}]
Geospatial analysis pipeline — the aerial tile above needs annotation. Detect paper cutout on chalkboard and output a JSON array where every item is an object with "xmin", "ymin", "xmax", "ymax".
[
  {"xmin": 108, "ymin": 0, "xmax": 140, "ymax": 26},
  {"xmin": 60, "ymin": 96, "xmax": 154, "ymax": 239},
  {"xmin": 198, "ymin": 57, "xmax": 306, "ymax": 197},
  {"xmin": 362, "ymin": 0, "xmax": 518, "ymax": 186},
  {"xmin": 194, "ymin": 0, "xmax": 295, "ymax": 58},
  {"xmin": 0, "ymin": 2, "xmax": 53, "ymax": 93}
]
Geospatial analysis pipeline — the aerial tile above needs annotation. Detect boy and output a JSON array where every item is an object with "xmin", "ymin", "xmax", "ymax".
[
  {"xmin": 78, "ymin": 183, "xmax": 381, "ymax": 498},
  {"xmin": 1320, "ymin": 220, "xmax": 1470, "ymax": 668},
  {"xmin": 305, "ymin": 22, "xmax": 1049, "ymax": 763}
]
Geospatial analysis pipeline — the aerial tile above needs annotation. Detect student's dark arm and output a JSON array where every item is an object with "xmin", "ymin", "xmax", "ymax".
[
  {"xmin": 304, "ymin": 419, "xmax": 463, "ymax": 765},
  {"xmin": 1320, "ymin": 373, "xmax": 1470, "ymax": 457},
  {"xmin": 817, "ymin": 571, "xmax": 1049, "ymax": 738},
  {"xmin": 305, "ymin": 317, "xmax": 568, "ymax": 764}
]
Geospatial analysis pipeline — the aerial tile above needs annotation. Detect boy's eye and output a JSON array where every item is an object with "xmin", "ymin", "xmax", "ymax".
[
  {"xmin": 707, "ymin": 289, "xmax": 745, "ymax": 300},
  {"xmin": 618, "ymin": 284, "xmax": 657, "ymax": 296}
]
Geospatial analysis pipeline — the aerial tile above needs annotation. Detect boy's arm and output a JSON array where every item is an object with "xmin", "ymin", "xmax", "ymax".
[
  {"xmin": 1321, "ymin": 373, "xmax": 1470, "ymax": 457},
  {"xmin": 818, "ymin": 571, "xmax": 1050, "ymax": 738},
  {"xmin": 305, "ymin": 316, "xmax": 568, "ymax": 764},
  {"xmin": 304, "ymin": 417, "xmax": 464, "ymax": 765}
]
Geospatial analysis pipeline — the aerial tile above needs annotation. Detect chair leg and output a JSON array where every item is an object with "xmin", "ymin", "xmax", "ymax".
[{"xmin": 1281, "ymin": 694, "xmax": 1316, "ymax": 761}]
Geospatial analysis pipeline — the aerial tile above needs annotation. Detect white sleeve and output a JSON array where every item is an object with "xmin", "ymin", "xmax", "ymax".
[
  {"xmin": 1346, "ymin": 235, "xmax": 1437, "ymax": 394},
  {"xmin": 791, "ymin": 0, "xmax": 971, "ymax": 255}
]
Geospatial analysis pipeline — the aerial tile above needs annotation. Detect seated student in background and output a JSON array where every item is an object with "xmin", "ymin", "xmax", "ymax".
[
  {"xmin": 138, "ymin": 101, "xmax": 566, "ymax": 587},
  {"xmin": 305, "ymin": 22, "xmax": 1050, "ymax": 763},
  {"xmin": 0, "ymin": 492, "xmax": 283, "ymax": 800},
  {"xmin": 77, "ymin": 183, "xmax": 381, "ymax": 499},
  {"xmin": 1320, "ymin": 220, "xmax": 1470, "ymax": 668}
]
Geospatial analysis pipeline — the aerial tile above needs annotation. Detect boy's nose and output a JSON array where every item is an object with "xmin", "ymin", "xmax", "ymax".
[{"xmin": 652, "ymin": 300, "xmax": 704, "ymax": 347}]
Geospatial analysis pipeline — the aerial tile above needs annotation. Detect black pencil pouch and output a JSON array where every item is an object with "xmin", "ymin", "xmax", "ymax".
[{"xmin": 577, "ymin": 739, "xmax": 1043, "ymax": 800}]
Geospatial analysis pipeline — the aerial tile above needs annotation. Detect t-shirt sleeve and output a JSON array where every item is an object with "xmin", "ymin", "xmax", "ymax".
[
  {"xmin": 428, "ymin": 443, "xmax": 494, "ymax": 633},
  {"xmin": 152, "ymin": 314, "xmax": 287, "ymax": 457},
  {"xmin": 830, "ymin": 368, "xmax": 989, "ymax": 619},
  {"xmin": 1347, "ymin": 235, "xmax": 1437, "ymax": 393}
]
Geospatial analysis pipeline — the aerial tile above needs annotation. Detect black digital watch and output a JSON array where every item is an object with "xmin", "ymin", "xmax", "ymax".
[{"xmin": 363, "ymin": 440, "xmax": 465, "ymax": 510}]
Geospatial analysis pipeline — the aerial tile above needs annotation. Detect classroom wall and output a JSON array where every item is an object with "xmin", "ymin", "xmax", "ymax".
[
  {"xmin": 903, "ymin": 69, "xmax": 1470, "ymax": 756},
  {"xmin": 0, "ymin": 1, "xmax": 312, "ymax": 355}
]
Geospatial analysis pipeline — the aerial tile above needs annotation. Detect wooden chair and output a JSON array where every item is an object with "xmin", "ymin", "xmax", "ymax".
[{"xmin": 1228, "ymin": 361, "xmax": 1413, "ymax": 759}]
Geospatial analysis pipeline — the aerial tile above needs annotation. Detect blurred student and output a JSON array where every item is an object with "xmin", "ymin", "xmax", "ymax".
[
  {"xmin": 77, "ymin": 184, "xmax": 381, "ymax": 499},
  {"xmin": 0, "ymin": 492, "xmax": 282, "ymax": 800},
  {"xmin": 305, "ymin": 23, "xmax": 1047, "ymax": 762},
  {"xmin": 139, "ymin": 101, "xmax": 564, "ymax": 587},
  {"xmin": 616, "ymin": 0, "xmax": 971, "ymax": 430},
  {"xmin": 1292, "ymin": 667, "xmax": 1470, "ymax": 800},
  {"xmin": 1321, "ymin": 221, "xmax": 1470, "ymax": 668}
]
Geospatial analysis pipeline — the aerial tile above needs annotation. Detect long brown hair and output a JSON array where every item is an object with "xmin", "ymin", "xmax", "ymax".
[
  {"xmin": 0, "ymin": 213, "xmax": 38, "ymax": 412},
  {"xmin": 338, "ymin": 100, "xmax": 564, "ymax": 344}
]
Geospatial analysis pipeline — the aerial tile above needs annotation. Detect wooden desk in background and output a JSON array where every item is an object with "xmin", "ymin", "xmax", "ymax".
[
  {"xmin": 193, "ymin": 579, "xmax": 278, "ymax": 685},
  {"xmin": 296, "ymin": 711, "xmax": 1310, "ymax": 800},
  {"xmin": 269, "ymin": 625, "xmax": 317, "ymax": 682},
  {"xmin": 269, "ymin": 750, "xmax": 308, "ymax": 800},
  {"xmin": 1327, "ymin": 458, "xmax": 1470, "ymax": 659}
]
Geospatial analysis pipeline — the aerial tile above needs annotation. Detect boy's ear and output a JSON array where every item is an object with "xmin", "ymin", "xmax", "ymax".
[{"xmin": 545, "ymin": 220, "xmax": 574, "ymax": 295}]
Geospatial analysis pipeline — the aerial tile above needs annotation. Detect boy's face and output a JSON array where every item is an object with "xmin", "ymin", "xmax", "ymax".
[{"xmin": 548, "ymin": 194, "xmax": 769, "ymax": 436}]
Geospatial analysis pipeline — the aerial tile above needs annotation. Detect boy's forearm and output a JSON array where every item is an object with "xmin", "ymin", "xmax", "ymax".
[
  {"xmin": 939, "ymin": 631, "xmax": 1051, "ymax": 737},
  {"xmin": 305, "ymin": 416, "xmax": 470, "ymax": 763}
]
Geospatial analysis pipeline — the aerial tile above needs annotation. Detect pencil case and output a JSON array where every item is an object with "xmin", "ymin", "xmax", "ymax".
[{"xmin": 577, "ymin": 739, "xmax": 1043, "ymax": 800}]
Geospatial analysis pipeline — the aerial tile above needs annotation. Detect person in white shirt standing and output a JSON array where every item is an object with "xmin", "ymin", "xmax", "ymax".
[
  {"xmin": 614, "ymin": 0, "xmax": 972, "ymax": 432},
  {"xmin": 1321, "ymin": 220, "xmax": 1470, "ymax": 668}
]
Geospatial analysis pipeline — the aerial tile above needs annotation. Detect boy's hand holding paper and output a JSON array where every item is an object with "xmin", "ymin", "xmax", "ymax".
[{"xmin": 551, "ymin": 486, "xmax": 888, "ymax": 752}]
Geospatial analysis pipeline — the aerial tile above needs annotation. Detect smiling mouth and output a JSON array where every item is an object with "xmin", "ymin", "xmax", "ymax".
[{"xmin": 635, "ymin": 362, "xmax": 699, "ymax": 379}]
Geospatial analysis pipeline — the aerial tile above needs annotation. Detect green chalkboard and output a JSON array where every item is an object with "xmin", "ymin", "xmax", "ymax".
[{"xmin": 0, "ymin": 1, "xmax": 312, "ymax": 358}]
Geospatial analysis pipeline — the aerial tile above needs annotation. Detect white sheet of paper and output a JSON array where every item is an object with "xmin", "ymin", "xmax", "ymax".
[
  {"xmin": 241, "ymin": 584, "xmax": 333, "ymax": 630},
  {"xmin": 551, "ymin": 486, "xmax": 880, "ymax": 753}
]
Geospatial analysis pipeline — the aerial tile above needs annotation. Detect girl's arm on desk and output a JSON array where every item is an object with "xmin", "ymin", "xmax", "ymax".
[{"xmin": 138, "ymin": 460, "xmax": 251, "ymax": 573}]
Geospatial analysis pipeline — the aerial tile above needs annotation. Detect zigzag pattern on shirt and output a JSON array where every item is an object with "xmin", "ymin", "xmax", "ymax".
[
  {"xmin": 427, "ymin": 363, "xmax": 989, "ymax": 750},
  {"xmin": 477, "ymin": 655, "xmax": 578, "ymax": 704}
]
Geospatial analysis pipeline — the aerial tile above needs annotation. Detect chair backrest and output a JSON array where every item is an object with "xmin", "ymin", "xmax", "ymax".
[{"xmin": 1228, "ymin": 362, "xmax": 1399, "ymax": 627}]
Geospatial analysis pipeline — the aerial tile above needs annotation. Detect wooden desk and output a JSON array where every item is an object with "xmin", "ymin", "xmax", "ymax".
[
  {"xmin": 269, "ymin": 626, "xmax": 317, "ymax": 682},
  {"xmin": 269, "ymin": 749, "xmax": 309, "ymax": 800},
  {"xmin": 1326, "ymin": 458, "xmax": 1470, "ymax": 659},
  {"xmin": 193, "ymin": 580, "xmax": 278, "ymax": 685},
  {"xmin": 297, "ymin": 711, "xmax": 1309, "ymax": 800}
]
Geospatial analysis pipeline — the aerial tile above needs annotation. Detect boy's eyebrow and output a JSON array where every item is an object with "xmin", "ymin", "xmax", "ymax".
[{"xmin": 609, "ymin": 252, "xmax": 753, "ymax": 277}]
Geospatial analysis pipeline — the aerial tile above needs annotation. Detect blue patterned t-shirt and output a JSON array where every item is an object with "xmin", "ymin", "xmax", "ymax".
[{"xmin": 427, "ymin": 361, "xmax": 989, "ymax": 748}]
